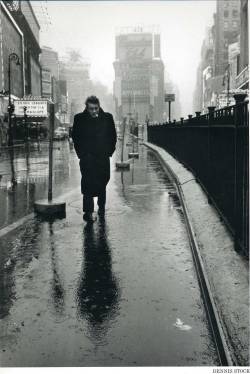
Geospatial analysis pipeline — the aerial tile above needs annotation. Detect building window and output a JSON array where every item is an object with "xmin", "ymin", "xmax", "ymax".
[
  {"xmin": 232, "ymin": 21, "xmax": 238, "ymax": 28},
  {"xmin": 232, "ymin": 9, "xmax": 238, "ymax": 17},
  {"xmin": 224, "ymin": 21, "xmax": 229, "ymax": 29},
  {"xmin": 224, "ymin": 10, "xmax": 229, "ymax": 17}
]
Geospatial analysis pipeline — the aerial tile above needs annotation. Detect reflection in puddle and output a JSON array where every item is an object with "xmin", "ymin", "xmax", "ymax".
[
  {"xmin": 77, "ymin": 221, "xmax": 120, "ymax": 342},
  {"xmin": 48, "ymin": 222, "xmax": 66, "ymax": 318}
]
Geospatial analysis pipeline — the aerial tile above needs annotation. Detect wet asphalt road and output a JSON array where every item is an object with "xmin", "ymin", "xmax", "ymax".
[{"xmin": 0, "ymin": 135, "xmax": 219, "ymax": 366}]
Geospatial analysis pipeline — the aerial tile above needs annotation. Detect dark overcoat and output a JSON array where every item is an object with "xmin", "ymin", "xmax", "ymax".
[{"xmin": 72, "ymin": 108, "xmax": 117, "ymax": 196}]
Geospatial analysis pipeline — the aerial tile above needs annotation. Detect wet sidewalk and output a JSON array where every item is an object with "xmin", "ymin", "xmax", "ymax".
[
  {"xmin": 0, "ymin": 141, "xmax": 79, "ymax": 229},
  {"xmin": 0, "ymin": 141, "xmax": 219, "ymax": 366}
]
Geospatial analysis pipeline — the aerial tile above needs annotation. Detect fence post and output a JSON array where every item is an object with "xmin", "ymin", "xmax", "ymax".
[
  {"xmin": 233, "ymin": 93, "xmax": 247, "ymax": 253},
  {"xmin": 207, "ymin": 106, "xmax": 216, "ymax": 204}
]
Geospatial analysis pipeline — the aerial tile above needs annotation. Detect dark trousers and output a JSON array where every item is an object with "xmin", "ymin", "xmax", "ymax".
[{"xmin": 83, "ymin": 189, "xmax": 106, "ymax": 213}]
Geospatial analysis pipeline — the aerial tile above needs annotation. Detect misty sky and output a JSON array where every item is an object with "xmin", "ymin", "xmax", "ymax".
[{"xmin": 33, "ymin": 0, "xmax": 216, "ymax": 117}]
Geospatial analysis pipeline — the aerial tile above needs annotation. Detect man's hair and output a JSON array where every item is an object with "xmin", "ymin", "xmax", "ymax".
[{"xmin": 85, "ymin": 95, "xmax": 100, "ymax": 107}]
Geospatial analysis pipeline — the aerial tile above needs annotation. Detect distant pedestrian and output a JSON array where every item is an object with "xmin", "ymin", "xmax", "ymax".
[{"xmin": 72, "ymin": 96, "xmax": 117, "ymax": 222}]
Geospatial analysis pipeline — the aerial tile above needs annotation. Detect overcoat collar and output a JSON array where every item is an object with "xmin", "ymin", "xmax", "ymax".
[{"xmin": 82, "ymin": 107, "xmax": 105, "ymax": 119}]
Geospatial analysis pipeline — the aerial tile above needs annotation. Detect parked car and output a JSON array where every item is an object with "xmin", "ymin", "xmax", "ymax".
[{"xmin": 53, "ymin": 127, "xmax": 68, "ymax": 140}]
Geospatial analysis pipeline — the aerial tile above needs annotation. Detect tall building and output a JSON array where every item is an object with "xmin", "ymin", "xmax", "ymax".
[
  {"xmin": 0, "ymin": 1, "xmax": 24, "ymax": 99},
  {"xmin": 214, "ymin": 0, "xmax": 240, "ymax": 76},
  {"xmin": 59, "ymin": 56, "xmax": 91, "ymax": 123},
  {"xmin": 0, "ymin": 1, "xmax": 24, "ymax": 145},
  {"xmin": 113, "ymin": 26, "xmax": 165, "ymax": 123},
  {"xmin": 40, "ymin": 46, "xmax": 59, "ymax": 80},
  {"xmin": 235, "ymin": 0, "xmax": 249, "ymax": 90},
  {"xmin": 193, "ymin": 25, "xmax": 215, "ymax": 112},
  {"xmin": 4, "ymin": 0, "xmax": 42, "ymax": 96},
  {"xmin": 40, "ymin": 46, "xmax": 60, "ymax": 103},
  {"xmin": 193, "ymin": 0, "xmax": 241, "ymax": 111},
  {"xmin": 0, "ymin": 0, "xmax": 42, "ymax": 145},
  {"xmin": 40, "ymin": 47, "xmax": 72, "ymax": 126},
  {"xmin": 201, "ymin": 26, "xmax": 215, "ymax": 111}
]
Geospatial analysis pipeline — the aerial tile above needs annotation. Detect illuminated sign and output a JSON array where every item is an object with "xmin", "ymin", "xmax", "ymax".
[
  {"xmin": 14, "ymin": 100, "xmax": 48, "ymax": 117},
  {"xmin": 216, "ymin": 94, "xmax": 235, "ymax": 108},
  {"xmin": 118, "ymin": 33, "xmax": 152, "ymax": 61}
]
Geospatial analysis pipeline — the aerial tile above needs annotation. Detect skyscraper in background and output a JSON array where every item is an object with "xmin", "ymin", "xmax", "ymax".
[
  {"xmin": 59, "ymin": 52, "xmax": 91, "ymax": 123},
  {"xmin": 113, "ymin": 26, "xmax": 164, "ymax": 123},
  {"xmin": 214, "ymin": 0, "xmax": 240, "ymax": 76},
  {"xmin": 193, "ymin": 0, "xmax": 243, "ymax": 112},
  {"xmin": 235, "ymin": 0, "xmax": 249, "ymax": 90}
]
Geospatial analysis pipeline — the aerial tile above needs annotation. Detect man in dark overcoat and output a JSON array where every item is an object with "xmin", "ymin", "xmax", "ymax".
[{"xmin": 72, "ymin": 96, "xmax": 117, "ymax": 222}]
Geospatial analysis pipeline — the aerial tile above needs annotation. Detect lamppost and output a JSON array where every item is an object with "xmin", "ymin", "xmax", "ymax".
[{"xmin": 8, "ymin": 53, "xmax": 21, "ymax": 146}]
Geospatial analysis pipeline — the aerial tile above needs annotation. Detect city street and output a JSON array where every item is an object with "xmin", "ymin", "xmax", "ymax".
[
  {"xmin": 0, "ymin": 0, "xmax": 248, "ymax": 369},
  {"xmin": 0, "ymin": 137, "xmax": 219, "ymax": 366}
]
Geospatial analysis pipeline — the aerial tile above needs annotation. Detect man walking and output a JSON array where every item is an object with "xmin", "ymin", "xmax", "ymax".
[{"xmin": 72, "ymin": 96, "xmax": 117, "ymax": 222}]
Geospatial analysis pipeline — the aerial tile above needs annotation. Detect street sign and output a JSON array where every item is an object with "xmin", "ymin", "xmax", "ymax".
[
  {"xmin": 14, "ymin": 100, "xmax": 48, "ymax": 117},
  {"xmin": 165, "ymin": 94, "xmax": 175, "ymax": 102},
  {"xmin": 216, "ymin": 94, "xmax": 235, "ymax": 108}
]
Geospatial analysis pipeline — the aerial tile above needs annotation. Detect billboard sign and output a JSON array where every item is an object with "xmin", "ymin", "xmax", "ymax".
[
  {"xmin": 14, "ymin": 100, "xmax": 48, "ymax": 117},
  {"xmin": 165, "ymin": 94, "xmax": 175, "ymax": 102},
  {"xmin": 216, "ymin": 94, "xmax": 235, "ymax": 108},
  {"xmin": 117, "ymin": 33, "xmax": 152, "ymax": 61}
]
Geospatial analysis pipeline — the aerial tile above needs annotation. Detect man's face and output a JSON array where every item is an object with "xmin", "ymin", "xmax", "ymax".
[{"xmin": 87, "ymin": 103, "xmax": 100, "ymax": 118}]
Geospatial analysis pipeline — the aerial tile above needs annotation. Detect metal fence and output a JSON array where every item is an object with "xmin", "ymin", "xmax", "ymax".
[{"xmin": 148, "ymin": 94, "xmax": 249, "ymax": 257}]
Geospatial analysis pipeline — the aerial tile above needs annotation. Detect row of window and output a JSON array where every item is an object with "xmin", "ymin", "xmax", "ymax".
[
  {"xmin": 224, "ymin": 20, "xmax": 238, "ymax": 29},
  {"xmin": 224, "ymin": 9, "xmax": 238, "ymax": 18}
]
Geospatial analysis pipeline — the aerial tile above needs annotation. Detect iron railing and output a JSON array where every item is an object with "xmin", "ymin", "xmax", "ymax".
[{"xmin": 148, "ymin": 94, "xmax": 249, "ymax": 257}]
